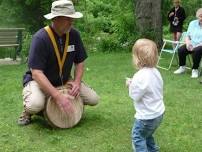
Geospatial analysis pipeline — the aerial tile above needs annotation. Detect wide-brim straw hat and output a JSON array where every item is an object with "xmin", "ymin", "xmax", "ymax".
[{"xmin": 44, "ymin": 0, "xmax": 83, "ymax": 20}]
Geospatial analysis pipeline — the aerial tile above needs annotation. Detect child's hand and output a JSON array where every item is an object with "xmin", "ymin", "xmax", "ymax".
[{"xmin": 125, "ymin": 77, "xmax": 132, "ymax": 87}]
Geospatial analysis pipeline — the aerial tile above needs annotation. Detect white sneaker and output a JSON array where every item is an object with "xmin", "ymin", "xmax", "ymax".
[
  {"xmin": 191, "ymin": 69, "xmax": 199, "ymax": 78},
  {"xmin": 174, "ymin": 66, "xmax": 186, "ymax": 74}
]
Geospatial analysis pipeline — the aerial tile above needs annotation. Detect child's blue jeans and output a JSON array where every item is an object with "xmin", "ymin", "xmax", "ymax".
[{"xmin": 132, "ymin": 114, "xmax": 163, "ymax": 152}]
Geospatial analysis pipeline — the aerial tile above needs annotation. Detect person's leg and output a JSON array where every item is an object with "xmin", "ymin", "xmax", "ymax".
[
  {"xmin": 174, "ymin": 45, "xmax": 191, "ymax": 74},
  {"xmin": 23, "ymin": 81, "xmax": 46, "ymax": 113},
  {"xmin": 132, "ymin": 119, "xmax": 147, "ymax": 152},
  {"xmin": 172, "ymin": 32, "xmax": 177, "ymax": 48},
  {"xmin": 18, "ymin": 81, "xmax": 46, "ymax": 125},
  {"xmin": 178, "ymin": 44, "xmax": 190, "ymax": 66},
  {"xmin": 80, "ymin": 82, "xmax": 100, "ymax": 106},
  {"xmin": 192, "ymin": 46, "xmax": 202, "ymax": 69},
  {"xmin": 176, "ymin": 32, "xmax": 182, "ymax": 41},
  {"xmin": 145, "ymin": 115, "xmax": 163, "ymax": 152},
  {"xmin": 173, "ymin": 32, "xmax": 177, "ymax": 41},
  {"xmin": 190, "ymin": 46, "xmax": 202, "ymax": 78},
  {"xmin": 146, "ymin": 136, "xmax": 159, "ymax": 152}
]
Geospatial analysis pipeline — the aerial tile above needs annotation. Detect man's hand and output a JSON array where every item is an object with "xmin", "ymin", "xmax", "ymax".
[
  {"xmin": 54, "ymin": 93, "xmax": 75, "ymax": 113},
  {"xmin": 66, "ymin": 81, "xmax": 80, "ymax": 97}
]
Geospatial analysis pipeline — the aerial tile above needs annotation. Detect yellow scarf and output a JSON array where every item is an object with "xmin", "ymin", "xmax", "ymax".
[{"xmin": 44, "ymin": 26, "xmax": 69, "ymax": 76}]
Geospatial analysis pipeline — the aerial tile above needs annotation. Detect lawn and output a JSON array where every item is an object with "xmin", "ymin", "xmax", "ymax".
[{"xmin": 0, "ymin": 52, "xmax": 202, "ymax": 152}]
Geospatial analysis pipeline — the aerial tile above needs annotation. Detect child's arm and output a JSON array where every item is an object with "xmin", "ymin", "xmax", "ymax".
[{"xmin": 128, "ymin": 77, "xmax": 147, "ymax": 102}]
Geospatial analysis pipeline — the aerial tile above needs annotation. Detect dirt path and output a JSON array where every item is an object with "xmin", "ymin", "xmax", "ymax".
[{"xmin": 0, "ymin": 58, "xmax": 21, "ymax": 65}]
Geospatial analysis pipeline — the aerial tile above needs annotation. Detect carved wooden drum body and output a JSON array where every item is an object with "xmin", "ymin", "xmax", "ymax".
[{"xmin": 44, "ymin": 89, "xmax": 84, "ymax": 128}]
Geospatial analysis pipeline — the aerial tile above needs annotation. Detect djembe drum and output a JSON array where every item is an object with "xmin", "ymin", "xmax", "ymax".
[{"xmin": 44, "ymin": 88, "xmax": 84, "ymax": 128}]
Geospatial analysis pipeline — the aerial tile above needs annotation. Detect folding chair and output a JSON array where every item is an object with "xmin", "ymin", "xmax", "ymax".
[{"xmin": 157, "ymin": 32, "xmax": 191, "ymax": 70}]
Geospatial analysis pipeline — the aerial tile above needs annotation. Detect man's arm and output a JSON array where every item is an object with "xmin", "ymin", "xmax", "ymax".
[
  {"xmin": 31, "ymin": 69, "xmax": 74, "ymax": 112},
  {"xmin": 32, "ymin": 69, "xmax": 59, "ymax": 98},
  {"xmin": 74, "ymin": 62, "xmax": 84, "ymax": 83},
  {"xmin": 185, "ymin": 36, "xmax": 193, "ymax": 51},
  {"xmin": 67, "ymin": 62, "xmax": 84, "ymax": 96}
]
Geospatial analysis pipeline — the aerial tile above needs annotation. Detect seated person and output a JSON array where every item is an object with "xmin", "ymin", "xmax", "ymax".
[{"xmin": 174, "ymin": 8, "xmax": 202, "ymax": 78}]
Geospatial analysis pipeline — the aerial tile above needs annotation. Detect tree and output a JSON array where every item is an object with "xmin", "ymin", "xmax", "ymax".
[
  {"xmin": 15, "ymin": 0, "xmax": 52, "ymax": 33},
  {"xmin": 135, "ymin": 0, "xmax": 162, "ymax": 48},
  {"xmin": 0, "ymin": 0, "xmax": 52, "ymax": 33}
]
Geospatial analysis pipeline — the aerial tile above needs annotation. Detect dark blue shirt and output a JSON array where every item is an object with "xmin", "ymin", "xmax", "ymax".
[{"xmin": 23, "ymin": 26, "xmax": 87, "ymax": 87}]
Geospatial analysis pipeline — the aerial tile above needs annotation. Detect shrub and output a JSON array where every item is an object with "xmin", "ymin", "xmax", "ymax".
[{"xmin": 21, "ymin": 32, "xmax": 32, "ymax": 62}]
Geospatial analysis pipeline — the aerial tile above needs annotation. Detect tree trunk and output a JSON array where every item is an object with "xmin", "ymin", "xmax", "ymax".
[{"xmin": 135, "ymin": 0, "xmax": 162, "ymax": 48}]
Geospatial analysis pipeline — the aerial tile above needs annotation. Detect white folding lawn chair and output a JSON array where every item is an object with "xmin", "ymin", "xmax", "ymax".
[{"xmin": 157, "ymin": 32, "xmax": 191, "ymax": 70}]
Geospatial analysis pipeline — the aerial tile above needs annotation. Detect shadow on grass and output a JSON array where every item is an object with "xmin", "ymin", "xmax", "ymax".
[{"xmin": 29, "ymin": 110, "xmax": 108, "ymax": 131}]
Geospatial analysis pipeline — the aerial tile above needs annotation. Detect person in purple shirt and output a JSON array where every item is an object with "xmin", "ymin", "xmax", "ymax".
[
  {"xmin": 174, "ymin": 8, "xmax": 202, "ymax": 78},
  {"xmin": 18, "ymin": 0, "xmax": 100, "ymax": 125}
]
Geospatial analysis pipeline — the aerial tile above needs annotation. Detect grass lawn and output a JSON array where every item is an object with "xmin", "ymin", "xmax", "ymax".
[{"xmin": 0, "ymin": 52, "xmax": 202, "ymax": 152}]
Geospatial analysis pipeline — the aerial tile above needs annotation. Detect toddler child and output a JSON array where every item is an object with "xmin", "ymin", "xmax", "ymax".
[{"xmin": 126, "ymin": 39, "xmax": 165, "ymax": 152}]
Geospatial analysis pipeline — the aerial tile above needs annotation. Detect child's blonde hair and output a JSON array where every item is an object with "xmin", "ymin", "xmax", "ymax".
[{"xmin": 132, "ymin": 38, "xmax": 158, "ymax": 69}]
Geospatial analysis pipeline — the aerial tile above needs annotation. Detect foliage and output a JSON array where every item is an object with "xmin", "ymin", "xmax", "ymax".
[
  {"xmin": 1, "ymin": 52, "xmax": 202, "ymax": 151},
  {"xmin": 162, "ymin": 0, "xmax": 202, "ymax": 25},
  {"xmin": 89, "ymin": 1, "xmax": 113, "ymax": 18},
  {"xmin": 0, "ymin": 0, "xmax": 51, "ymax": 32},
  {"xmin": 97, "ymin": 34, "xmax": 120, "ymax": 52},
  {"xmin": 74, "ymin": 0, "xmax": 135, "ymax": 52},
  {"xmin": 0, "ymin": 0, "xmax": 201, "ymax": 53},
  {"xmin": 0, "ymin": 1, "xmax": 19, "ymax": 27},
  {"xmin": 0, "ymin": 48, "xmax": 15, "ymax": 59},
  {"xmin": 21, "ymin": 32, "xmax": 32, "ymax": 62}
]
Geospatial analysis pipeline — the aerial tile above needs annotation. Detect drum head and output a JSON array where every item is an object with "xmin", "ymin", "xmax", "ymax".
[{"xmin": 44, "ymin": 90, "xmax": 84, "ymax": 128}]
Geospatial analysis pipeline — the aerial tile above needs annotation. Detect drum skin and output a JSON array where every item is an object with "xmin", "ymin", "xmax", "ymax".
[{"xmin": 44, "ymin": 89, "xmax": 84, "ymax": 128}]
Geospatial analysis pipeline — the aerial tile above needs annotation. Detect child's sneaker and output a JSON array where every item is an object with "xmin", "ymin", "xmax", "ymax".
[{"xmin": 174, "ymin": 66, "xmax": 186, "ymax": 74}]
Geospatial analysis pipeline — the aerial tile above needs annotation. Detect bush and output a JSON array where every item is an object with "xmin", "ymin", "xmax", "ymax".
[
  {"xmin": 74, "ymin": 0, "xmax": 135, "ymax": 53},
  {"xmin": 98, "ymin": 35, "xmax": 120, "ymax": 52},
  {"xmin": 21, "ymin": 32, "xmax": 32, "ymax": 62}
]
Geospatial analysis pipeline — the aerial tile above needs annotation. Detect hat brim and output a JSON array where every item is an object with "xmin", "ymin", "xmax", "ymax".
[{"xmin": 44, "ymin": 12, "xmax": 83, "ymax": 20}]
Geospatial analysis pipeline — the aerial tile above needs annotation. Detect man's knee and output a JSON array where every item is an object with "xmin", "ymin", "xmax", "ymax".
[
  {"xmin": 80, "ymin": 82, "xmax": 100, "ymax": 106},
  {"xmin": 24, "ymin": 95, "xmax": 45, "ymax": 114},
  {"xmin": 23, "ymin": 81, "xmax": 46, "ymax": 114},
  {"xmin": 84, "ymin": 93, "xmax": 100, "ymax": 106}
]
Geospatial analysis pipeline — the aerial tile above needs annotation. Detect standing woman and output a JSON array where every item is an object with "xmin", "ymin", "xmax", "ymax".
[{"xmin": 168, "ymin": 0, "xmax": 186, "ymax": 42}]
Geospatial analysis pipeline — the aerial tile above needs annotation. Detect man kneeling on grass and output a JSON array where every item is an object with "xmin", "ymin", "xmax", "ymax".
[{"xmin": 18, "ymin": 0, "xmax": 99, "ymax": 126}]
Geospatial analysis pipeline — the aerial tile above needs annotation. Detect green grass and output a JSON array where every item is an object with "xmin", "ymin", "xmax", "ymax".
[{"xmin": 0, "ymin": 52, "xmax": 202, "ymax": 152}]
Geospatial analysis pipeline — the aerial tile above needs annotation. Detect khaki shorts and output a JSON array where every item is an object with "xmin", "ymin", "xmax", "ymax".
[{"xmin": 22, "ymin": 81, "xmax": 100, "ymax": 114}]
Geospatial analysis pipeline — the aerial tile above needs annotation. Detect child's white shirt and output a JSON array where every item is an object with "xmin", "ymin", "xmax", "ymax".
[{"xmin": 129, "ymin": 67, "xmax": 165, "ymax": 120}]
